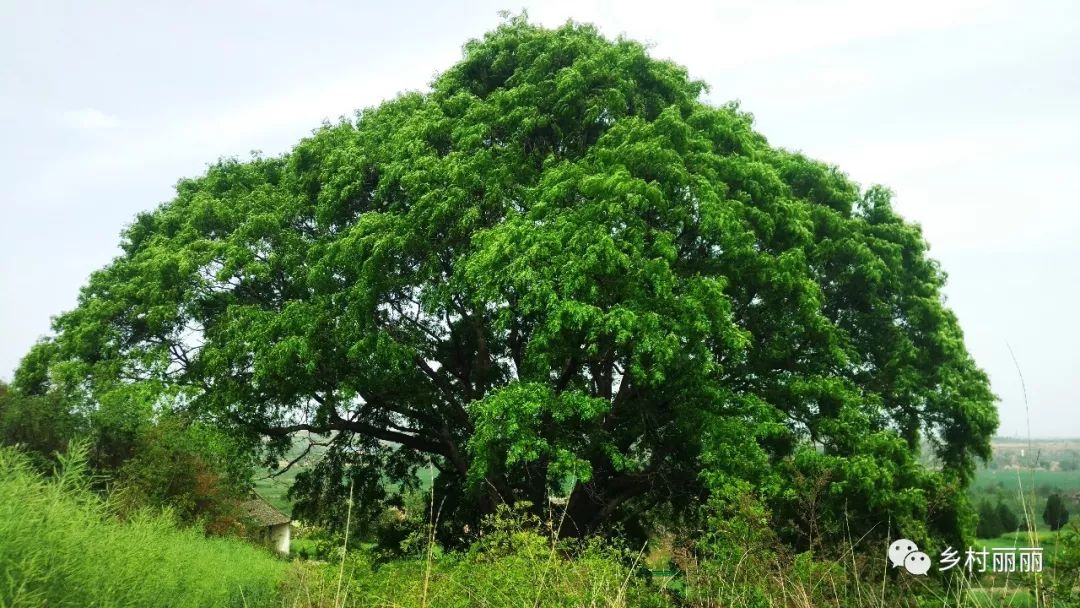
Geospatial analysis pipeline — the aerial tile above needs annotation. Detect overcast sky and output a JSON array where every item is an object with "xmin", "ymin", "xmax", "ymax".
[{"xmin": 1, "ymin": 0, "xmax": 1077, "ymax": 437}]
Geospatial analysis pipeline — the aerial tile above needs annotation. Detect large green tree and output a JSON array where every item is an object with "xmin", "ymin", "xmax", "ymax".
[{"xmin": 15, "ymin": 18, "xmax": 996, "ymax": 545}]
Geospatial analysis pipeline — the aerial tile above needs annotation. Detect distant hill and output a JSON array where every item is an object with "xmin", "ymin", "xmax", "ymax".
[
  {"xmin": 252, "ymin": 432, "xmax": 329, "ymax": 515},
  {"xmin": 251, "ymin": 432, "xmax": 438, "ymax": 515}
]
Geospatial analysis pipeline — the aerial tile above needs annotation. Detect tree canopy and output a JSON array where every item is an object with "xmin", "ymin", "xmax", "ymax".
[{"xmin": 16, "ymin": 18, "xmax": 997, "ymax": 547}]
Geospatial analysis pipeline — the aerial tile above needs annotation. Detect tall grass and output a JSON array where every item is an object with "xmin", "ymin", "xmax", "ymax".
[
  {"xmin": 0, "ymin": 444, "xmax": 286, "ymax": 608},
  {"xmin": 2, "ymin": 440, "xmax": 1074, "ymax": 608},
  {"xmin": 279, "ymin": 500, "xmax": 666, "ymax": 608},
  {"xmin": 280, "ymin": 543, "xmax": 666, "ymax": 608}
]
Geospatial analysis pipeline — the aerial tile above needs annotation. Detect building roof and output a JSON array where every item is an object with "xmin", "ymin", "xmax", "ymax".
[{"xmin": 240, "ymin": 494, "xmax": 291, "ymax": 527}]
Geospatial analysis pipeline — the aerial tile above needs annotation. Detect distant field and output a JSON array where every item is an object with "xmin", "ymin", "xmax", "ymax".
[
  {"xmin": 972, "ymin": 469, "xmax": 1080, "ymax": 495},
  {"xmin": 252, "ymin": 433, "xmax": 329, "ymax": 514},
  {"xmin": 980, "ymin": 530, "xmax": 1060, "ymax": 558}
]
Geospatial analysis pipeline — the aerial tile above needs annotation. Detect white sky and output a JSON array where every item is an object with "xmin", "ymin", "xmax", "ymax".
[{"xmin": 1, "ymin": 0, "xmax": 1077, "ymax": 437}]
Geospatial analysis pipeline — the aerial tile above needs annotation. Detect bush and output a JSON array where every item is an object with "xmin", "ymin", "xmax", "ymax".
[
  {"xmin": 1044, "ymin": 493, "xmax": 1071, "ymax": 531},
  {"xmin": 1, "ymin": 381, "xmax": 256, "ymax": 535},
  {"xmin": 1048, "ymin": 522, "xmax": 1080, "ymax": 605},
  {"xmin": 671, "ymin": 493, "xmax": 945, "ymax": 608},
  {"xmin": 976, "ymin": 499, "xmax": 1003, "ymax": 538},
  {"xmin": 996, "ymin": 501, "xmax": 1020, "ymax": 534},
  {"xmin": 110, "ymin": 414, "xmax": 254, "ymax": 533},
  {"xmin": 0, "ymin": 382, "xmax": 84, "ymax": 470}
]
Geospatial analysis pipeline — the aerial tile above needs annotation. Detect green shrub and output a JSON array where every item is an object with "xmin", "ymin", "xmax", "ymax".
[
  {"xmin": 0, "ymin": 383, "xmax": 84, "ymax": 470},
  {"xmin": 110, "ymin": 414, "xmax": 254, "ymax": 534},
  {"xmin": 1043, "ymin": 493, "xmax": 1070, "ymax": 531},
  {"xmin": 996, "ymin": 501, "xmax": 1020, "ymax": 535},
  {"xmin": 976, "ymin": 499, "xmax": 1004, "ymax": 538}
]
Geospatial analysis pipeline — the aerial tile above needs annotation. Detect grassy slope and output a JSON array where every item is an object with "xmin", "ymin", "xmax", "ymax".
[
  {"xmin": 0, "ymin": 448, "xmax": 287, "ymax": 608},
  {"xmin": 254, "ymin": 467, "xmax": 303, "ymax": 515},
  {"xmin": 0, "ymin": 445, "xmax": 658, "ymax": 608}
]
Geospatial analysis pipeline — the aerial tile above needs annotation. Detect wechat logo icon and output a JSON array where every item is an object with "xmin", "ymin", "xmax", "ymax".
[{"xmin": 888, "ymin": 539, "xmax": 931, "ymax": 575}]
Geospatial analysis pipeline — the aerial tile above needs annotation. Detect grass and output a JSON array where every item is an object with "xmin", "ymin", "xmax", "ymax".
[
  {"xmin": 335, "ymin": 551, "xmax": 663, "ymax": 608},
  {"xmin": 3, "ymin": 440, "xmax": 1077, "ymax": 608},
  {"xmin": 0, "ymin": 444, "xmax": 662, "ymax": 608},
  {"xmin": 962, "ymin": 588, "xmax": 1035, "ymax": 607},
  {"xmin": 0, "ymin": 445, "xmax": 287, "ymax": 608}
]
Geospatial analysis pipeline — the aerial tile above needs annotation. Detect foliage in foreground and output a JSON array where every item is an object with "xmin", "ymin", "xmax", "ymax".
[
  {"xmin": 3, "ymin": 443, "xmax": 1080, "ymax": 607},
  {"xmin": 285, "ymin": 496, "xmax": 1080, "ymax": 608},
  {"xmin": 0, "ymin": 451, "xmax": 661, "ymax": 608},
  {"xmin": 0, "ymin": 446, "xmax": 284, "ymax": 608},
  {"xmin": 287, "ymin": 543, "xmax": 667, "ymax": 608}
]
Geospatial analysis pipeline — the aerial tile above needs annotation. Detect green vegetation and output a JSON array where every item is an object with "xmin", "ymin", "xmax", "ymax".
[
  {"xmin": 0, "ymin": 383, "xmax": 84, "ymax": 471},
  {"xmin": 998, "ymin": 501, "xmax": 1020, "ymax": 535},
  {"xmin": 975, "ymin": 498, "xmax": 1020, "ymax": 538},
  {"xmin": 972, "ymin": 468, "xmax": 1080, "ymax": 517},
  {"xmin": 973, "ymin": 469, "xmax": 1080, "ymax": 491},
  {"xmin": 0, "ymin": 446, "xmax": 284, "ymax": 608},
  {"xmin": 0, "ymin": 447, "xmax": 661, "ymax": 607},
  {"xmin": 1043, "ymin": 493, "xmax": 1070, "ymax": 531},
  {"xmin": 3, "ymin": 441, "xmax": 1080, "ymax": 607},
  {"xmin": 0, "ymin": 378, "xmax": 255, "ymax": 535}
]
